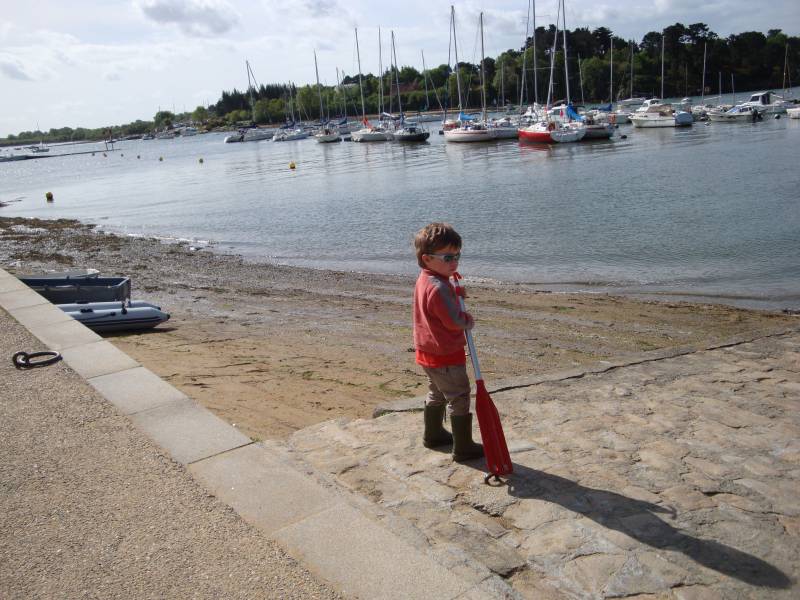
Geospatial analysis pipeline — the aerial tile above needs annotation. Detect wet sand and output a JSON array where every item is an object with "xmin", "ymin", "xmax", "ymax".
[{"xmin": 1, "ymin": 216, "xmax": 795, "ymax": 440}]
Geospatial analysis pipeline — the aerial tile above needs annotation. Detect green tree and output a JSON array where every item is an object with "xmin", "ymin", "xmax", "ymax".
[
  {"xmin": 154, "ymin": 110, "xmax": 176, "ymax": 129},
  {"xmin": 191, "ymin": 106, "xmax": 209, "ymax": 123}
]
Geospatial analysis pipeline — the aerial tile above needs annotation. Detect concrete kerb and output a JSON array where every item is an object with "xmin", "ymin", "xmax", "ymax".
[
  {"xmin": 0, "ymin": 267, "xmax": 515, "ymax": 600},
  {"xmin": 372, "ymin": 325, "xmax": 800, "ymax": 418}
]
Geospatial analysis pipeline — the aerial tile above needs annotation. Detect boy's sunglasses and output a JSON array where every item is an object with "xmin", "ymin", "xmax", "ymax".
[{"xmin": 427, "ymin": 253, "xmax": 461, "ymax": 263}]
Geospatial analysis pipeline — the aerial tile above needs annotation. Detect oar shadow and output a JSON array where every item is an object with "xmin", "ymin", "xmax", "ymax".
[{"xmin": 464, "ymin": 460, "xmax": 791, "ymax": 589}]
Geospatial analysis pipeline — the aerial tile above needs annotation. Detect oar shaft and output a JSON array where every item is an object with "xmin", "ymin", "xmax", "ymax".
[{"xmin": 453, "ymin": 277, "xmax": 483, "ymax": 381}]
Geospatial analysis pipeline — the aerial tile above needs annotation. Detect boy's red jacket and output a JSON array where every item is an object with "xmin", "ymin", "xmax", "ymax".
[{"xmin": 413, "ymin": 269, "xmax": 472, "ymax": 367}]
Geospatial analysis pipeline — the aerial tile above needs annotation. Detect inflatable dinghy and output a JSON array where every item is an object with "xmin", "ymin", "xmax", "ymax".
[{"xmin": 58, "ymin": 301, "xmax": 169, "ymax": 332}]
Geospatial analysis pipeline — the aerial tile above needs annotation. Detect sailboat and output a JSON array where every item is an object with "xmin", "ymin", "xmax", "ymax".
[
  {"xmin": 223, "ymin": 60, "xmax": 276, "ymax": 143},
  {"xmin": 414, "ymin": 51, "xmax": 444, "ymax": 122},
  {"xmin": 519, "ymin": 0, "xmax": 585, "ymax": 143},
  {"xmin": 389, "ymin": 32, "xmax": 430, "ymax": 142},
  {"xmin": 616, "ymin": 41, "xmax": 647, "ymax": 118},
  {"xmin": 444, "ymin": 9, "xmax": 493, "ymax": 143},
  {"xmin": 313, "ymin": 51, "xmax": 340, "ymax": 143},
  {"xmin": 272, "ymin": 84, "xmax": 310, "ymax": 141},
  {"xmin": 351, "ymin": 27, "xmax": 391, "ymax": 142},
  {"xmin": 581, "ymin": 34, "xmax": 615, "ymax": 139},
  {"xmin": 630, "ymin": 32, "xmax": 693, "ymax": 128}
]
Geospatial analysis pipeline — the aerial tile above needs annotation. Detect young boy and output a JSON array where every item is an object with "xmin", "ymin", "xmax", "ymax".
[{"xmin": 413, "ymin": 223, "xmax": 483, "ymax": 462}]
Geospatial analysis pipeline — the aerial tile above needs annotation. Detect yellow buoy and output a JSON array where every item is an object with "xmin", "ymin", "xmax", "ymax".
[
  {"xmin": 289, "ymin": 161, "xmax": 296, "ymax": 170},
  {"xmin": 45, "ymin": 192, "xmax": 54, "ymax": 202}
]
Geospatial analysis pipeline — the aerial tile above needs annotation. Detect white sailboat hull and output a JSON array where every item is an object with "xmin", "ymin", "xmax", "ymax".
[
  {"xmin": 351, "ymin": 128, "xmax": 391, "ymax": 142},
  {"xmin": 443, "ymin": 128, "xmax": 493, "ymax": 143}
]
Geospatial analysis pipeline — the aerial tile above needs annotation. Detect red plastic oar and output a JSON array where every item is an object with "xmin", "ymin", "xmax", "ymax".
[{"xmin": 453, "ymin": 273, "xmax": 513, "ymax": 477}]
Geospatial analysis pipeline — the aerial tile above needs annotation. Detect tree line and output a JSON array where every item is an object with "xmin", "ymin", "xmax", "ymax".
[
  {"xmin": 2, "ymin": 23, "xmax": 797, "ymax": 144},
  {"xmin": 213, "ymin": 23, "xmax": 797, "ymax": 123}
]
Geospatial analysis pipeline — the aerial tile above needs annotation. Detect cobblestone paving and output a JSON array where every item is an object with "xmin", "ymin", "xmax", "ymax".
[{"xmin": 289, "ymin": 331, "xmax": 799, "ymax": 599}]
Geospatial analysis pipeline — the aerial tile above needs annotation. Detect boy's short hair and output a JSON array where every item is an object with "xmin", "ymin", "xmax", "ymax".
[{"xmin": 414, "ymin": 222, "xmax": 462, "ymax": 268}]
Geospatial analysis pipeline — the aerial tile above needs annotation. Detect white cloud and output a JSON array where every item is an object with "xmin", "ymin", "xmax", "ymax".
[
  {"xmin": 0, "ymin": 55, "xmax": 32, "ymax": 80},
  {"xmin": 136, "ymin": 0, "xmax": 240, "ymax": 36},
  {"xmin": 0, "ymin": 0, "xmax": 798, "ymax": 136}
]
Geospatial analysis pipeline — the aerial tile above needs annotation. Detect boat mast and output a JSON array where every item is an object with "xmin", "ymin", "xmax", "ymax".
[
  {"xmin": 501, "ymin": 61, "xmax": 505, "ymax": 108},
  {"xmin": 545, "ymin": 0, "xmax": 560, "ymax": 107},
  {"xmin": 519, "ymin": 0, "xmax": 531, "ymax": 108},
  {"xmin": 578, "ymin": 54, "xmax": 585, "ymax": 104},
  {"xmin": 421, "ymin": 50, "xmax": 431, "ymax": 111},
  {"xmin": 314, "ymin": 50, "xmax": 324, "ymax": 123},
  {"xmin": 451, "ymin": 6, "xmax": 464, "ymax": 112},
  {"xmin": 245, "ymin": 59, "xmax": 257, "ymax": 123},
  {"xmin": 561, "ymin": 0, "xmax": 571, "ymax": 104},
  {"xmin": 335, "ymin": 67, "xmax": 346, "ymax": 119},
  {"xmin": 609, "ymin": 34, "xmax": 613, "ymax": 103},
  {"xmin": 391, "ymin": 32, "xmax": 403, "ymax": 123},
  {"xmin": 355, "ymin": 28, "xmax": 367, "ymax": 123},
  {"xmin": 701, "ymin": 42, "xmax": 706, "ymax": 104},
  {"xmin": 731, "ymin": 74, "xmax": 735, "ymax": 104},
  {"xmin": 479, "ymin": 12, "xmax": 487, "ymax": 122},
  {"xmin": 378, "ymin": 28, "xmax": 384, "ymax": 116},
  {"xmin": 630, "ymin": 41, "xmax": 634, "ymax": 99},
  {"xmin": 783, "ymin": 43, "xmax": 789, "ymax": 93},
  {"xmin": 660, "ymin": 32, "xmax": 665, "ymax": 98},
  {"xmin": 532, "ymin": 0, "xmax": 538, "ymax": 104}
]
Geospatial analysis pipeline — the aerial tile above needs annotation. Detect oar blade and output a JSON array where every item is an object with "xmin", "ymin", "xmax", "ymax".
[{"xmin": 474, "ymin": 380, "xmax": 513, "ymax": 476}]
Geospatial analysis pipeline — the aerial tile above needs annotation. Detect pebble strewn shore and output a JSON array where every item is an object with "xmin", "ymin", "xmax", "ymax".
[{"xmin": 1, "ymin": 216, "xmax": 795, "ymax": 440}]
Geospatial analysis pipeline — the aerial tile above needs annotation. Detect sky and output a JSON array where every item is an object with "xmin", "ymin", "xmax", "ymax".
[{"xmin": 1, "ymin": 0, "xmax": 798, "ymax": 136}]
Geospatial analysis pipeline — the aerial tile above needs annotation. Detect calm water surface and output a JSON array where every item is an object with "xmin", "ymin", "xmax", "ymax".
[{"xmin": 2, "ymin": 99, "xmax": 799, "ymax": 310}]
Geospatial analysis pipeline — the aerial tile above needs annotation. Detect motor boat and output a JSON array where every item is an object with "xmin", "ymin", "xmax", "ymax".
[
  {"xmin": 224, "ymin": 127, "xmax": 275, "ymax": 143},
  {"xmin": 58, "ymin": 301, "xmax": 170, "ymax": 332},
  {"xmin": 630, "ymin": 99, "xmax": 693, "ymax": 128},
  {"xmin": 707, "ymin": 105, "xmax": 763, "ymax": 122},
  {"xmin": 617, "ymin": 97, "xmax": 648, "ymax": 111},
  {"xmin": 273, "ymin": 128, "xmax": 310, "ymax": 141},
  {"xmin": 443, "ymin": 121, "xmax": 494, "ymax": 143},
  {"xmin": 737, "ymin": 91, "xmax": 791, "ymax": 115},
  {"xmin": 391, "ymin": 122, "xmax": 430, "ymax": 142},
  {"xmin": 27, "ymin": 142, "xmax": 50, "ymax": 153}
]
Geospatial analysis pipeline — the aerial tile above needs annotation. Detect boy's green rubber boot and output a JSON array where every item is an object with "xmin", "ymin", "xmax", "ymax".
[
  {"xmin": 451, "ymin": 413, "xmax": 484, "ymax": 462},
  {"xmin": 423, "ymin": 404, "xmax": 453, "ymax": 448}
]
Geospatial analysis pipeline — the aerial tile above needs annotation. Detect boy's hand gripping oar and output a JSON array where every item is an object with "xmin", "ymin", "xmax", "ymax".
[{"xmin": 452, "ymin": 273, "xmax": 513, "ymax": 480}]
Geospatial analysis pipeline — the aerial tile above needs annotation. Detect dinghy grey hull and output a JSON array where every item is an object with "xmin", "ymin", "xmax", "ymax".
[
  {"xmin": 60, "ymin": 302, "xmax": 169, "ymax": 332},
  {"xmin": 19, "ymin": 276, "xmax": 131, "ymax": 304}
]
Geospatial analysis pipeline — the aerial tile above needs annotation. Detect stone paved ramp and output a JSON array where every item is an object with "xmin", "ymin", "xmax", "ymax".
[{"xmin": 289, "ymin": 331, "xmax": 800, "ymax": 599}]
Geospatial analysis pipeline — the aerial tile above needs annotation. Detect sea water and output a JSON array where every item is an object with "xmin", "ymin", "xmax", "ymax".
[{"xmin": 2, "ymin": 96, "xmax": 799, "ymax": 310}]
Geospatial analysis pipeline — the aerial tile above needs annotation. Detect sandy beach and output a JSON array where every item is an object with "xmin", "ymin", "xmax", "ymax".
[{"xmin": 2, "ymin": 216, "xmax": 795, "ymax": 441}]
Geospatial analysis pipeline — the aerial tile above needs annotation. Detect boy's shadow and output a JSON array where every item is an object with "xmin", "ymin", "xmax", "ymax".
[{"xmin": 466, "ymin": 461, "xmax": 791, "ymax": 589}]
